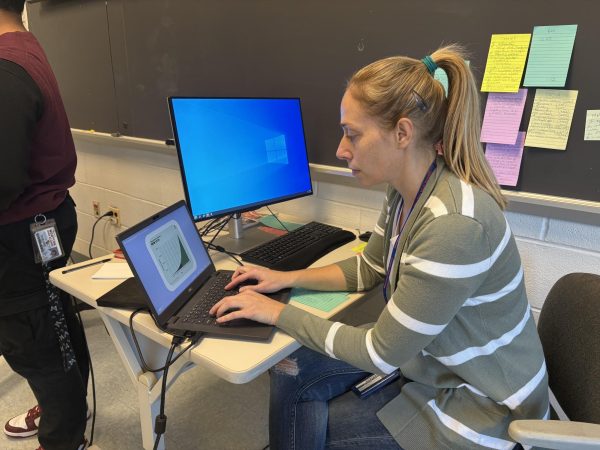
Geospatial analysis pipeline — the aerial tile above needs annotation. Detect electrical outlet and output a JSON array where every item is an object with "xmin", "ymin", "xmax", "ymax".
[
  {"xmin": 92, "ymin": 201, "xmax": 100, "ymax": 217},
  {"xmin": 109, "ymin": 206, "xmax": 121, "ymax": 227}
]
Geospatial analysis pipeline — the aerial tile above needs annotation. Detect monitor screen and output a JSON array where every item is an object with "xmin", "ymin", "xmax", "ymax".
[{"xmin": 169, "ymin": 97, "xmax": 313, "ymax": 221}]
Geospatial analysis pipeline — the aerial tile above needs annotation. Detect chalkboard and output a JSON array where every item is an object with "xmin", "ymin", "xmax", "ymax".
[
  {"xmin": 27, "ymin": 0, "xmax": 117, "ymax": 133},
  {"xmin": 27, "ymin": 0, "xmax": 600, "ymax": 203}
]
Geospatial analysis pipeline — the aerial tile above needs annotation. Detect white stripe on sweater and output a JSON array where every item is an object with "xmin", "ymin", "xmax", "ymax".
[
  {"xmin": 427, "ymin": 400, "xmax": 515, "ymax": 449},
  {"xmin": 502, "ymin": 361, "xmax": 547, "ymax": 410},
  {"xmin": 365, "ymin": 329, "xmax": 396, "ymax": 374},
  {"xmin": 423, "ymin": 308, "xmax": 531, "ymax": 366},
  {"xmin": 424, "ymin": 195, "xmax": 448, "ymax": 218},
  {"xmin": 374, "ymin": 223, "xmax": 385, "ymax": 236},
  {"xmin": 325, "ymin": 322, "xmax": 343, "ymax": 358},
  {"xmin": 387, "ymin": 299, "xmax": 447, "ymax": 335},
  {"xmin": 361, "ymin": 252, "xmax": 386, "ymax": 275},
  {"xmin": 460, "ymin": 180, "xmax": 475, "ymax": 218},
  {"xmin": 400, "ymin": 219, "xmax": 511, "ymax": 279},
  {"xmin": 464, "ymin": 267, "xmax": 523, "ymax": 306},
  {"xmin": 356, "ymin": 255, "xmax": 364, "ymax": 291}
]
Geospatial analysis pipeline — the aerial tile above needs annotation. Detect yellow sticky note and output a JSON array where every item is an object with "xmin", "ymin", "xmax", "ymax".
[
  {"xmin": 481, "ymin": 34, "xmax": 531, "ymax": 93},
  {"xmin": 352, "ymin": 242, "xmax": 367, "ymax": 253},
  {"xmin": 525, "ymin": 89, "xmax": 578, "ymax": 150}
]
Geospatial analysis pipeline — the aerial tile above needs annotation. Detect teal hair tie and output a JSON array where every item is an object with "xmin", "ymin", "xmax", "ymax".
[{"xmin": 421, "ymin": 55, "xmax": 438, "ymax": 75}]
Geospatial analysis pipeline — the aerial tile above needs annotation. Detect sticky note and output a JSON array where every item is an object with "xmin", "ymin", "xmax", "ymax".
[
  {"xmin": 485, "ymin": 132, "xmax": 526, "ymax": 186},
  {"xmin": 584, "ymin": 110, "xmax": 600, "ymax": 141},
  {"xmin": 259, "ymin": 215, "xmax": 303, "ymax": 231},
  {"xmin": 290, "ymin": 288, "xmax": 348, "ymax": 313},
  {"xmin": 481, "ymin": 89, "xmax": 528, "ymax": 144},
  {"xmin": 524, "ymin": 25, "xmax": 577, "ymax": 87},
  {"xmin": 525, "ymin": 89, "xmax": 578, "ymax": 150},
  {"xmin": 481, "ymin": 34, "xmax": 531, "ymax": 93}
]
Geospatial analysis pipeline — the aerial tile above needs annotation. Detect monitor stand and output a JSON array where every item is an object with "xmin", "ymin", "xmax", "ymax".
[{"xmin": 212, "ymin": 213, "xmax": 276, "ymax": 254}]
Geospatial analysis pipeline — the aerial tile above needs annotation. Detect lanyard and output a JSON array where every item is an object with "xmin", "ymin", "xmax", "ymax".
[{"xmin": 382, "ymin": 160, "xmax": 437, "ymax": 303}]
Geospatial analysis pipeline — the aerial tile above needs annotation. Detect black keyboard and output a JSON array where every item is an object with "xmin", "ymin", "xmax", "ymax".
[
  {"xmin": 181, "ymin": 272, "xmax": 256, "ymax": 326},
  {"xmin": 240, "ymin": 221, "xmax": 356, "ymax": 271}
]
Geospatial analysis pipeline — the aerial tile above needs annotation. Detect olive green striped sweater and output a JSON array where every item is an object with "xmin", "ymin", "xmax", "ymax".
[{"xmin": 277, "ymin": 157, "xmax": 549, "ymax": 449}]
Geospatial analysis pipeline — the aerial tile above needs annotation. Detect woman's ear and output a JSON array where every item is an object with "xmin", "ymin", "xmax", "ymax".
[{"xmin": 395, "ymin": 117, "xmax": 414, "ymax": 149}]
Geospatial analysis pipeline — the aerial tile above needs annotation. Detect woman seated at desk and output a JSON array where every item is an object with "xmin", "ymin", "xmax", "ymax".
[{"xmin": 210, "ymin": 45, "xmax": 549, "ymax": 450}]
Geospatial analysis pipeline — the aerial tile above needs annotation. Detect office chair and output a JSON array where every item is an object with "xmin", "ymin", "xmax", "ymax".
[{"xmin": 509, "ymin": 272, "xmax": 600, "ymax": 449}]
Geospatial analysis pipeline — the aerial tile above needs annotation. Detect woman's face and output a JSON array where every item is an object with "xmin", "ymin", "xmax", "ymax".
[{"xmin": 336, "ymin": 91, "xmax": 398, "ymax": 186}]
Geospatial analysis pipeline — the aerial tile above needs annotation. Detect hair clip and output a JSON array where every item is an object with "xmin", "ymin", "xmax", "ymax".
[{"xmin": 412, "ymin": 89, "xmax": 428, "ymax": 112}]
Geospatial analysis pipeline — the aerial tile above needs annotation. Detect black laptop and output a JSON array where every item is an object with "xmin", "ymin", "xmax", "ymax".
[{"xmin": 115, "ymin": 200, "xmax": 290, "ymax": 340}]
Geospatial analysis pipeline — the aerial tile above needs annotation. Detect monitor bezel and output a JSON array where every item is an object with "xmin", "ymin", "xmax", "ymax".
[{"xmin": 167, "ymin": 96, "xmax": 314, "ymax": 222}]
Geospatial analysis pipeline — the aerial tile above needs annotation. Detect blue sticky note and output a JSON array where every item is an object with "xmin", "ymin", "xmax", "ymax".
[
  {"xmin": 524, "ymin": 25, "xmax": 578, "ymax": 87},
  {"xmin": 290, "ymin": 288, "xmax": 348, "ymax": 313}
]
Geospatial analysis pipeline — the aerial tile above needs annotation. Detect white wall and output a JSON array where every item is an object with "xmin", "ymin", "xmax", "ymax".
[{"xmin": 70, "ymin": 135, "xmax": 600, "ymax": 318}]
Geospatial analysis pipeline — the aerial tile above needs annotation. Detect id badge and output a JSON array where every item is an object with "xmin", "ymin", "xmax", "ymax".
[{"xmin": 30, "ymin": 215, "xmax": 64, "ymax": 264}]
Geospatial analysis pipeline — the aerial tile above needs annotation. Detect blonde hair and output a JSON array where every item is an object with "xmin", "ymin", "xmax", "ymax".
[{"xmin": 347, "ymin": 44, "xmax": 507, "ymax": 209}]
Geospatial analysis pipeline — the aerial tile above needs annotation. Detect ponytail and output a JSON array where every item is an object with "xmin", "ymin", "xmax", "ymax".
[
  {"xmin": 431, "ymin": 45, "xmax": 507, "ymax": 209},
  {"xmin": 348, "ymin": 44, "xmax": 507, "ymax": 210}
]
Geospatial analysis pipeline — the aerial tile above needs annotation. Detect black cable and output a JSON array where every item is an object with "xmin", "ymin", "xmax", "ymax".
[
  {"xmin": 265, "ymin": 206, "xmax": 290, "ymax": 232},
  {"xmin": 128, "ymin": 309, "xmax": 197, "ymax": 373},
  {"xmin": 88, "ymin": 211, "xmax": 114, "ymax": 259},
  {"xmin": 152, "ymin": 338, "xmax": 179, "ymax": 450},
  {"xmin": 203, "ymin": 241, "xmax": 244, "ymax": 266},
  {"xmin": 207, "ymin": 214, "xmax": 232, "ymax": 247},
  {"xmin": 71, "ymin": 296, "xmax": 96, "ymax": 445}
]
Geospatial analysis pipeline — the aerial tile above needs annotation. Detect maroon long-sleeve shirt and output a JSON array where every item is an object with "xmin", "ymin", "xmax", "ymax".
[{"xmin": 0, "ymin": 31, "xmax": 76, "ymax": 225}]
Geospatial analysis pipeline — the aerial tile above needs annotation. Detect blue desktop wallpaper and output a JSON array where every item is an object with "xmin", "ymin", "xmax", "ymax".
[
  {"xmin": 171, "ymin": 98, "xmax": 312, "ymax": 219},
  {"xmin": 121, "ymin": 205, "xmax": 211, "ymax": 315}
]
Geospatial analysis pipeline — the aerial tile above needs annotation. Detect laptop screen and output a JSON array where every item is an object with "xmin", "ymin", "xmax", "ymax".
[{"xmin": 119, "ymin": 203, "xmax": 212, "ymax": 316}]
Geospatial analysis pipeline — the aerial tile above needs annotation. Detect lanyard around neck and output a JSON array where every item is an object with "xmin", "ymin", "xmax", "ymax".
[{"xmin": 382, "ymin": 160, "xmax": 437, "ymax": 303}]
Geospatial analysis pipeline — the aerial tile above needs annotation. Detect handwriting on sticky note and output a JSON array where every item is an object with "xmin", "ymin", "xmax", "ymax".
[
  {"xmin": 481, "ymin": 34, "xmax": 531, "ymax": 93},
  {"xmin": 291, "ymin": 288, "xmax": 348, "ymax": 313},
  {"xmin": 481, "ymin": 89, "xmax": 528, "ymax": 144},
  {"xmin": 525, "ymin": 89, "xmax": 578, "ymax": 150},
  {"xmin": 584, "ymin": 110, "xmax": 600, "ymax": 141},
  {"xmin": 485, "ymin": 132, "xmax": 526, "ymax": 186},
  {"xmin": 524, "ymin": 25, "xmax": 577, "ymax": 87}
]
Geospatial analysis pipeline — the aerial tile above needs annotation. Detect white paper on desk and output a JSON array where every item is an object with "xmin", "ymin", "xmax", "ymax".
[{"xmin": 92, "ymin": 263, "xmax": 133, "ymax": 279}]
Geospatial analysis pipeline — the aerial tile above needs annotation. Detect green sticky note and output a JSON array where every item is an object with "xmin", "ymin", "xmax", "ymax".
[
  {"xmin": 524, "ymin": 25, "xmax": 577, "ymax": 87},
  {"xmin": 259, "ymin": 215, "xmax": 303, "ymax": 231},
  {"xmin": 290, "ymin": 288, "xmax": 348, "ymax": 313}
]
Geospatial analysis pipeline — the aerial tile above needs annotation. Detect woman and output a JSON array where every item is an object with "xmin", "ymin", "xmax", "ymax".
[{"xmin": 210, "ymin": 45, "xmax": 549, "ymax": 449}]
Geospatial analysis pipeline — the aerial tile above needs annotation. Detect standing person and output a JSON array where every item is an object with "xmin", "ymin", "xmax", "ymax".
[
  {"xmin": 0, "ymin": 1, "xmax": 89, "ymax": 449},
  {"xmin": 211, "ymin": 45, "xmax": 549, "ymax": 449}
]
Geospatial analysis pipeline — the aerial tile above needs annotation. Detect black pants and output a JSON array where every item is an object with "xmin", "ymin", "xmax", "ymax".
[{"xmin": 0, "ymin": 195, "xmax": 89, "ymax": 450}]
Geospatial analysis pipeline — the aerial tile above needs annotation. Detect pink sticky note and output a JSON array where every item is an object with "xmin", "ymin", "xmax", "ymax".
[
  {"xmin": 481, "ymin": 89, "xmax": 528, "ymax": 145},
  {"xmin": 485, "ymin": 132, "xmax": 525, "ymax": 187}
]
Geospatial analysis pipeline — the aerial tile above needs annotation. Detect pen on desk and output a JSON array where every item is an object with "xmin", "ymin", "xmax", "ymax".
[{"xmin": 62, "ymin": 258, "xmax": 112, "ymax": 274}]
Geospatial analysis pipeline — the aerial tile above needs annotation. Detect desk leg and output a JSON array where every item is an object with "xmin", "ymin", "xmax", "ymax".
[{"xmin": 98, "ymin": 312, "xmax": 196, "ymax": 450}]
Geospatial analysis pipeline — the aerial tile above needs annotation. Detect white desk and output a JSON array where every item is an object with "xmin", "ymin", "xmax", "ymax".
[{"xmin": 50, "ymin": 239, "xmax": 361, "ymax": 450}]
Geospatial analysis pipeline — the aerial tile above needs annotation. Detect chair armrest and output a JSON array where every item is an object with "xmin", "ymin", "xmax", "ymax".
[{"xmin": 509, "ymin": 420, "xmax": 600, "ymax": 449}]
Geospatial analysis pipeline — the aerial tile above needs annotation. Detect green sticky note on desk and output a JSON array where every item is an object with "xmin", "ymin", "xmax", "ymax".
[
  {"xmin": 259, "ymin": 215, "xmax": 303, "ymax": 231},
  {"xmin": 291, "ymin": 288, "xmax": 348, "ymax": 313}
]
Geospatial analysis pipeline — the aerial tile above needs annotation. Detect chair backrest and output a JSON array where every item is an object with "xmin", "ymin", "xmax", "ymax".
[{"xmin": 537, "ymin": 272, "xmax": 600, "ymax": 424}]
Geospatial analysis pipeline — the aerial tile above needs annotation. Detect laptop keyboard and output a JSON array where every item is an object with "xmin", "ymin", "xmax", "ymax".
[{"xmin": 181, "ymin": 271, "xmax": 250, "ymax": 326}]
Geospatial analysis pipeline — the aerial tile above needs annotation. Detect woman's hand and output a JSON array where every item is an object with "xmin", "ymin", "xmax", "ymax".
[
  {"xmin": 209, "ymin": 290, "xmax": 286, "ymax": 325},
  {"xmin": 225, "ymin": 265, "xmax": 294, "ymax": 294}
]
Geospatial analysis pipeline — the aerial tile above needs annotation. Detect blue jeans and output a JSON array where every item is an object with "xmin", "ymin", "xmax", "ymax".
[{"xmin": 269, "ymin": 346, "xmax": 403, "ymax": 450}]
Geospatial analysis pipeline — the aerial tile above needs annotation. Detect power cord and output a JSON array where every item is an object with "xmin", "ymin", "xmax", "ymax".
[{"xmin": 88, "ymin": 211, "xmax": 114, "ymax": 259}]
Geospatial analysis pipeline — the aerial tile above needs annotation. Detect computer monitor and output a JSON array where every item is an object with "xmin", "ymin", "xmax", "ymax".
[{"xmin": 168, "ymin": 97, "xmax": 313, "ymax": 251}]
